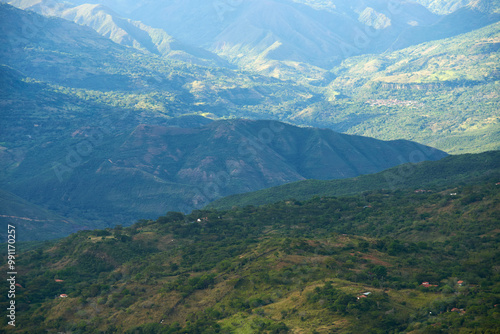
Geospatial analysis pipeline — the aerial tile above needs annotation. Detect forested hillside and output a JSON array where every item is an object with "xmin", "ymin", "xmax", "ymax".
[{"xmin": 1, "ymin": 176, "xmax": 499, "ymax": 333}]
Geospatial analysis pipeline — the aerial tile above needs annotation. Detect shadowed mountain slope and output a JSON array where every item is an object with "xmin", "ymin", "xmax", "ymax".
[
  {"xmin": 4, "ymin": 120, "xmax": 447, "ymax": 240},
  {"xmin": 208, "ymin": 150, "xmax": 500, "ymax": 210},
  {"xmin": 0, "ymin": 189, "xmax": 84, "ymax": 241}
]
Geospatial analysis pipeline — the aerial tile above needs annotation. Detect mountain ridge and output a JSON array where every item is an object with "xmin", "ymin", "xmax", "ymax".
[
  {"xmin": 4, "ymin": 0, "xmax": 231, "ymax": 67},
  {"xmin": 1, "ymin": 2, "xmax": 498, "ymax": 154},
  {"xmin": 208, "ymin": 150, "xmax": 500, "ymax": 210},
  {"xmin": 4, "ymin": 119, "xmax": 447, "ymax": 241}
]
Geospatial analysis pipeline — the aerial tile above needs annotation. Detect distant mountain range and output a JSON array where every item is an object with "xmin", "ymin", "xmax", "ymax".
[
  {"xmin": 292, "ymin": 0, "xmax": 493, "ymax": 15},
  {"xmin": 5, "ymin": 0, "xmax": 499, "ymax": 77},
  {"xmin": 1, "ymin": 1, "xmax": 497, "ymax": 155}
]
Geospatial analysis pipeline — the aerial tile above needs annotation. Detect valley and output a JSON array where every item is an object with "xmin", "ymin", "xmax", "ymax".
[{"xmin": 0, "ymin": 1, "xmax": 499, "ymax": 331}]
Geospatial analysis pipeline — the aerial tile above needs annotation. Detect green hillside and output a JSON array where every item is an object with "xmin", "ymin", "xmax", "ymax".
[
  {"xmin": 1, "ymin": 176, "xmax": 499, "ymax": 333},
  {"xmin": 293, "ymin": 21, "xmax": 500, "ymax": 154},
  {"xmin": 208, "ymin": 150, "xmax": 500, "ymax": 210}
]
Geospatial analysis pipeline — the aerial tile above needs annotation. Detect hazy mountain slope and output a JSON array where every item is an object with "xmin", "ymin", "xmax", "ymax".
[
  {"xmin": 56, "ymin": 0, "xmax": 497, "ymax": 78},
  {"xmin": 0, "ymin": 2, "xmax": 150, "ymax": 89},
  {"xmin": 391, "ymin": 0, "xmax": 500, "ymax": 50},
  {"xmin": 48, "ymin": 0, "xmax": 436, "ymax": 78},
  {"xmin": 126, "ymin": 0, "xmax": 439, "ymax": 70},
  {"xmin": 208, "ymin": 150, "xmax": 500, "ymax": 210},
  {"xmin": 10, "ymin": 0, "xmax": 496, "ymax": 80},
  {"xmin": 411, "ymin": 0, "xmax": 478, "ymax": 14},
  {"xmin": 2, "ymin": 177, "xmax": 498, "ymax": 333},
  {"xmin": 5, "ymin": 0, "xmax": 230, "ymax": 67},
  {"xmin": 292, "ymin": 0, "xmax": 500, "ymax": 15},
  {"xmin": 0, "ymin": 189, "xmax": 84, "ymax": 241},
  {"xmin": 0, "ymin": 3, "xmax": 312, "ymax": 115},
  {"xmin": 5, "ymin": 119, "xmax": 447, "ymax": 237}
]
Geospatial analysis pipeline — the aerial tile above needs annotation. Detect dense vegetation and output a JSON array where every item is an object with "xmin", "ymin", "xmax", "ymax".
[{"xmin": 2, "ymin": 174, "xmax": 499, "ymax": 333}]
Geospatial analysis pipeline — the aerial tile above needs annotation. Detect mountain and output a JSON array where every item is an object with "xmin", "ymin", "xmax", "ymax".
[
  {"xmin": 1, "ymin": 3, "xmax": 498, "ymax": 154},
  {"xmin": 3, "ymin": 119, "xmax": 447, "ymax": 240},
  {"xmin": 20, "ymin": 0, "xmax": 440, "ymax": 78},
  {"xmin": 390, "ymin": 0, "xmax": 500, "ymax": 50},
  {"xmin": 114, "ymin": 0, "xmax": 441, "ymax": 72},
  {"xmin": 0, "ymin": 3, "xmax": 312, "ymax": 110},
  {"xmin": 5, "ymin": 0, "xmax": 230, "ymax": 67},
  {"xmin": 295, "ymin": 21, "xmax": 500, "ymax": 154},
  {"xmin": 0, "ymin": 2, "xmax": 311, "ymax": 164},
  {"xmin": 0, "ymin": 2, "xmax": 147, "ymax": 89},
  {"xmin": 412, "ymin": 0, "xmax": 500, "ymax": 14},
  {"xmin": 2, "ymin": 175, "xmax": 498, "ymax": 332},
  {"xmin": 208, "ymin": 150, "xmax": 500, "ymax": 210},
  {"xmin": 290, "ymin": 0, "xmax": 479, "ymax": 14},
  {"xmin": 38, "ymin": 0, "xmax": 499, "ymax": 79}
]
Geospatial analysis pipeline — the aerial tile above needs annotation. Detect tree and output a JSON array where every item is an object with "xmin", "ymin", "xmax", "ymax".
[{"xmin": 373, "ymin": 265, "xmax": 387, "ymax": 279}]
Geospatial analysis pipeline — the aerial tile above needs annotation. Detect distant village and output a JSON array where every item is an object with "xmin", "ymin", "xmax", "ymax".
[{"xmin": 366, "ymin": 99, "xmax": 425, "ymax": 108}]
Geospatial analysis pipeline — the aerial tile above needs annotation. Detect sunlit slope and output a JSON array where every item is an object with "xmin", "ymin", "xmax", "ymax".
[
  {"xmin": 293, "ymin": 22, "xmax": 500, "ymax": 154},
  {"xmin": 2, "ymin": 176, "xmax": 498, "ymax": 333}
]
